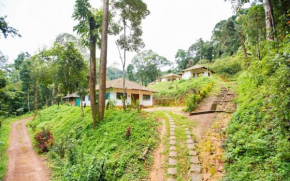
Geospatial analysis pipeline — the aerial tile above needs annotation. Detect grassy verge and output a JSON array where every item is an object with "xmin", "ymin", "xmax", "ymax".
[
  {"xmin": 27, "ymin": 105, "xmax": 161, "ymax": 181},
  {"xmin": 0, "ymin": 113, "xmax": 33, "ymax": 180}
]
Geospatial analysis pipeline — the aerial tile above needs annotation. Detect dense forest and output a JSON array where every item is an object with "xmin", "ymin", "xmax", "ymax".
[{"xmin": 0, "ymin": 0, "xmax": 290, "ymax": 180}]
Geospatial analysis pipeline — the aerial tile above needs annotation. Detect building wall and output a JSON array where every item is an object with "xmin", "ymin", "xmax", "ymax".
[
  {"xmin": 182, "ymin": 71, "xmax": 192, "ymax": 79},
  {"xmin": 83, "ymin": 88, "xmax": 153, "ymax": 107},
  {"xmin": 161, "ymin": 78, "xmax": 168, "ymax": 82},
  {"xmin": 182, "ymin": 68, "xmax": 213, "ymax": 79}
]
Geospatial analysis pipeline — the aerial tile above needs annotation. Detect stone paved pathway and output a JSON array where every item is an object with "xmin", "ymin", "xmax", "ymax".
[
  {"xmin": 164, "ymin": 113, "xmax": 202, "ymax": 181},
  {"xmin": 165, "ymin": 113, "xmax": 177, "ymax": 181},
  {"xmin": 184, "ymin": 127, "xmax": 202, "ymax": 181}
]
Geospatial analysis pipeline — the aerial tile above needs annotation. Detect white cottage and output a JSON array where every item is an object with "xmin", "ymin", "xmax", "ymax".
[
  {"xmin": 159, "ymin": 73, "xmax": 181, "ymax": 82},
  {"xmin": 181, "ymin": 65, "xmax": 214, "ymax": 79},
  {"xmin": 83, "ymin": 78, "xmax": 156, "ymax": 108}
]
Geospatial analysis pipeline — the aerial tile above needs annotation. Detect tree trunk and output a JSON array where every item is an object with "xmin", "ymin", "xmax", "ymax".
[
  {"xmin": 34, "ymin": 80, "xmax": 38, "ymax": 117},
  {"xmin": 122, "ymin": 18, "xmax": 126, "ymax": 111},
  {"xmin": 238, "ymin": 30, "xmax": 248, "ymax": 67},
  {"xmin": 89, "ymin": 17, "xmax": 97, "ymax": 129},
  {"xmin": 27, "ymin": 86, "xmax": 30, "ymax": 112},
  {"xmin": 264, "ymin": 0, "xmax": 275, "ymax": 41},
  {"xmin": 51, "ymin": 86, "xmax": 54, "ymax": 105},
  {"xmin": 99, "ymin": 0, "xmax": 109, "ymax": 121},
  {"xmin": 81, "ymin": 96, "xmax": 84, "ymax": 117}
]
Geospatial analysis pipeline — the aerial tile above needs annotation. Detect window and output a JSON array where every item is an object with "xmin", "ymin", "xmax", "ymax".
[
  {"xmin": 82, "ymin": 96, "xmax": 85, "ymax": 101},
  {"xmin": 208, "ymin": 72, "xmax": 211, "ymax": 76},
  {"xmin": 117, "ymin": 92, "xmax": 127, "ymax": 100},
  {"xmin": 143, "ymin": 94, "xmax": 151, "ymax": 101}
]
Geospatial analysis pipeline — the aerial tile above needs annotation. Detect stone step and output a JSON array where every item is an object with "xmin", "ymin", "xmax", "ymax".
[
  {"xmin": 190, "ymin": 156, "xmax": 199, "ymax": 164},
  {"xmin": 170, "ymin": 140, "xmax": 177, "ymax": 145},
  {"xmin": 169, "ymin": 151, "xmax": 177, "ymax": 157},
  {"xmin": 168, "ymin": 158, "xmax": 177, "ymax": 165},
  {"xmin": 188, "ymin": 150, "xmax": 197, "ymax": 156},
  {"xmin": 191, "ymin": 174, "xmax": 202, "ymax": 181},
  {"xmin": 170, "ymin": 131, "xmax": 175, "ymax": 136},
  {"xmin": 190, "ymin": 164, "xmax": 201, "ymax": 173},
  {"xmin": 170, "ymin": 146, "xmax": 176, "ymax": 150},
  {"xmin": 170, "ymin": 136, "xmax": 176, "ymax": 140},
  {"xmin": 168, "ymin": 168, "xmax": 177, "ymax": 175},
  {"xmin": 186, "ymin": 139, "xmax": 194, "ymax": 144},
  {"xmin": 187, "ymin": 144, "xmax": 195, "ymax": 149},
  {"xmin": 186, "ymin": 135, "xmax": 192, "ymax": 139}
]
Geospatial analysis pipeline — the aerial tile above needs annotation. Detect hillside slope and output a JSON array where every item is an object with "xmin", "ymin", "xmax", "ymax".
[
  {"xmin": 224, "ymin": 38, "xmax": 290, "ymax": 180},
  {"xmin": 28, "ymin": 106, "xmax": 160, "ymax": 181}
]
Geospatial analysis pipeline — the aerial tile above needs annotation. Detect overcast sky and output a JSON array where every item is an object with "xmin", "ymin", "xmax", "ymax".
[{"xmin": 0, "ymin": 0, "xmax": 235, "ymax": 69}]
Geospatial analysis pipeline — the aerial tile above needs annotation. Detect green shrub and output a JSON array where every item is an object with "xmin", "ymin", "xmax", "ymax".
[{"xmin": 28, "ymin": 106, "xmax": 160, "ymax": 181}]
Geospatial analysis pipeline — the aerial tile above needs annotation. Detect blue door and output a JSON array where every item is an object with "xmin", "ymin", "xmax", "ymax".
[{"xmin": 76, "ymin": 98, "xmax": 80, "ymax": 106}]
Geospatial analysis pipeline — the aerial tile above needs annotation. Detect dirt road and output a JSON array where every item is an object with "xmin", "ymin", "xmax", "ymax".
[{"xmin": 5, "ymin": 117, "xmax": 50, "ymax": 181}]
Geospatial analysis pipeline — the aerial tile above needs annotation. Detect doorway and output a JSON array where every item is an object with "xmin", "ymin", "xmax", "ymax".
[{"xmin": 131, "ymin": 94, "xmax": 140, "ymax": 105}]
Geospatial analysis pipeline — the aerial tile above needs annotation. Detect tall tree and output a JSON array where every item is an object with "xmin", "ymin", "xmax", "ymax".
[
  {"xmin": 132, "ymin": 50, "xmax": 169, "ymax": 86},
  {"xmin": 126, "ymin": 64, "xmax": 134, "ymax": 81},
  {"xmin": 212, "ymin": 16, "xmax": 240, "ymax": 57},
  {"xmin": 175, "ymin": 49, "xmax": 189, "ymax": 71},
  {"xmin": 99, "ymin": 0, "xmax": 109, "ymax": 121},
  {"xmin": 264, "ymin": 0, "xmax": 275, "ymax": 41},
  {"xmin": 113, "ymin": 0, "xmax": 150, "ymax": 110},
  {"xmin": 73, "ymin": 0, "xmax": 103, "ymax": 128},
  {"xmin": 50, "ymin": 42, "xmax": 88, "ymax": 94}
]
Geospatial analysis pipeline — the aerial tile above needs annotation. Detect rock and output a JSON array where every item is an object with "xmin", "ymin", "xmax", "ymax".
[
  {"xmin": 168, "ymin": 168, "xmax": 177, "ymax": 175},
  {"xmin": 191, "ymin": 174, "xmax": 202, "ymax": 181},
  {"xmin": 170, "ymin": 136, "xmax": 176, "ymax": 140},
  {"xmin": 186, "ymin": 139, "xmax": 194, "ymax": 144},
  {"xmin": 187, "ymin": 144, "xmax": 195, "ymax": 149},
  {"xmin": 170, "ymin": 146, "xmax": 176, "ymax": 150},
  {"xmin": 190, "ymin": 156, "xmax": 199, "ymax": 164},
  {"xmin": 169, "ymin": 151, "xmax": 177, "ymax": 157},
  {"xmin": 190, "ymin": 165, "xmax": 201, "ymax": 173},
  {"xmin": 169, "ymin": 158, "xmax": 177, "ymax": 165},
  {"xmin": 188, "ymin": 151, "xmax": 197, "ymax": 156}
]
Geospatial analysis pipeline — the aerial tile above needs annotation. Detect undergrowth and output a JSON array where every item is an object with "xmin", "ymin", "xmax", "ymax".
[
  {"xmin": 28, "ymin": 105, "xmax": 160, "ymax": 181},
  {"xmin": 150, "ymin": 76, "xmax": 220, "ymax": 106},
  {"xmin": 224, "ymin": 37, "xmax": 290, "ymax": 180}
]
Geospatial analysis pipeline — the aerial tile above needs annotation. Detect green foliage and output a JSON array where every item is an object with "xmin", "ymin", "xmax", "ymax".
[
  {"xmin": 212, "ymin": 16, "xmax": 240, "ymax": 57},
  {"xmin": 185, "ymin": 82, "xmax": 213, "ymax": 112},
  {"xmin": 150, "ymin": 77, "xmax": 215, "ymax": 103},
  {"xmin": 49, "ymin": 42, "xmax": 88, "ymax": 94},
  {"xmin": 224, "ymin": 37, "xmax": 290, "ymax": 181},
  {"xmin": 132, "ymin": 50, "xmax": 170, "ymax": 85},
  {"xmin": 206, "ymin": 55, "xmax": 243, "ymax": 77},
  {"xmin": 28, "ymin": 105, "xmax": 160, "ymax": 180},
  {"xmin": 107, "ymin": 66, "xmax": 123, "ymax": 80}
]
